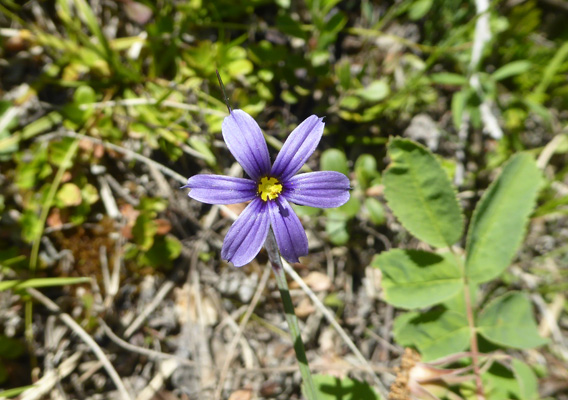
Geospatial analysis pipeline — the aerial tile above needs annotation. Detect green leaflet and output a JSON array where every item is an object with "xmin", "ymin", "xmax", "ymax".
[
  {"xmin": 365, "ymin": 197, "xmax": 386, "ymax": 225},
  {"xmin": 372, "ymin": 249, "xmax": 463, "ymax": 309},
  {"xmin": 393, "ymin": 308, "xmax": 470, "ymax": 362},
  {"xmin": 465, "ymin": 154, "xmax": 543, "ymax": 283},
  {"xmin": 477, "ymin": 292, "xmax": 547, "ymax": 349},
  {"xmin": 491, "ymin": 60, "xmax": 532, "ymax": 81},
  {"xmin": 320, "ymin": 148, "xmax": 349, "ymax": 176},
  {"xmin": 383, "ymin": 138, "xmax": 464, "ymax": 248},
  {"xmin": 512, "ymin": 359, "xmax": 539, "ymax": 400},
  {"xmin": 475, "ymin": 363, "xmax": 528, "ymax": 400}
]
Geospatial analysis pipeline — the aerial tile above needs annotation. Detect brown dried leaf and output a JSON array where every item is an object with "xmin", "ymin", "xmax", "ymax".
[
  {"xmin": 123, "ymin": 1, "xmax": 153, "ymax": 25},
  {"xmin": 61, "ymin": 171, "xmax": 72, "ymax": 183},
  {"xmin": 121, "ymin": 224, "xmax": 133, "ymax": 239},
  {"xmin": 174, "ymin": 284, "xmax": 218, "ymax": 326},
  {"xmin": 93, "ymin": 144, "xmax": 105, "ymax": 158},
  {"xmin": 47, "ymin": 208, "xmax": 63, "ymax": 228},
  {"xmin": 302, "ymin": 271, "xmax": 332, "ymax": 292},
  {"xmin": 120, "ymin": 203, "xmax": 140, "ymax": 225},
  {"xmin": 366, "ymin": 184, "xmax": 384, "ymax": 197},
  {"xmin": 228, "ymin": 389, "xmax": 252, "ymax": 400},
  {"xmin": 222, "ymin": 202, "xmax": 247, "ymax": 218},
  {"xmin": 155, "ymin": 219, "xmax": 172, "ymax": 235},
  {"xmin": 294, "ymin": 297, "xmax": 315, "ymax": 318},
  {"xmin": 78, "ymin": 138, "xmax": 93, "ymax": 152}
]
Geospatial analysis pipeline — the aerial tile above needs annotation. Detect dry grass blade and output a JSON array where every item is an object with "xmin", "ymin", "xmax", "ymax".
[
  {"xmin": 280, "ymin": 259, "xmax": 390, "ymax": 398},
  {"xmin": 26, "ymin": 288, "xmax": 133, "ymax": 400},
  {"xmin": 18, "ymin": 352, "xmax": 82, "ymax": 400}
]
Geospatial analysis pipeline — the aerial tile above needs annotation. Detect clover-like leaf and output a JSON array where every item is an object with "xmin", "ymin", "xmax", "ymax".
[
  {"xmin": 477, "ymin": 292, "xmax": 546, "ymax": 349},
  {"xmin": 383, "ymin": 138, "xmax": 464, "ymax": 248},
  {"xmin": 465, "ymin": 154, "xmax": 543, "ymax": 283},
  {"xmin": 373, "ymin": 249, "xmax": 463, "ymax": 309},
  {"xmin": 394, "ymin": 308, "xmax": 470, "ymax": 361}
]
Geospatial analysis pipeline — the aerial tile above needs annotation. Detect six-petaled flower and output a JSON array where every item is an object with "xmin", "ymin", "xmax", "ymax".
[{"xmin": 183, "ymin": 109, "xmax": 350, "ymax": 267}]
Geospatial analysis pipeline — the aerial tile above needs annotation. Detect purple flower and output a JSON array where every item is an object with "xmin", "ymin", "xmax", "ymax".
[{"xmin": 183, "ymin": 109, "xmax": 350, "ymax": 267}]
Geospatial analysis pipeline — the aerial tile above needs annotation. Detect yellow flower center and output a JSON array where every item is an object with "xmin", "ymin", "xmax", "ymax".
[{"xmin": 258, "ymin": 177, "xmax": 283, "ymax": 201}]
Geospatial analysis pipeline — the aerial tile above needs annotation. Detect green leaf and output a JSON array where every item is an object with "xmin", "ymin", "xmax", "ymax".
[
  {"xmin": 408, "ymin": 0, "xmax": 433, "ymax": 20},
  {"xmin": 318, "ymin": 12, "xmax": 348, "ymax": 49},
  {"xmin": 326, "ymin": 210, "xmax": 349, "ymax": 245},
  {"xmin": 139, "ymin": 235, "xmax": 182, "ymax": 268},
  {"xmin": 340, "ymin": 95, "xmax": 362, "ymax": 110},
  {"xmin": 0, "ymin": 385, "xmax": 36, "ymax": 398},
  {"xmin": 355, "ymin": 154, "xmax": 379, "ymax": 189},
  {"xmin": 320, "ymin": 148, "xmax": 349, "ymax": 176},
  {"xmin": 336, "ymin": 61, "xmax": 352, "ymax": 90},
  {"xmin": 49, "ymin": 138, "xmax": 77, "ymax": 169},
  {"xmin": 451, "ymin": 88, "xmax": 471, "ymax": 130},
  {"xmin": 373, "ymin": 250, "xmax": 463, "ymax": 309},
  {"xmin": 442, "ymin": 283, "xmax": 478, "ymax": 315},
  {"xmin": 74, "ymin": 85, "xmax": 96, "ymax": 104},
  {"xmin": 356, "ymin": 80, "xmax": 390, "ymax": 102},
  {"xmin": 364, "ymin": 197, "xmax": 386, "ymax": 225},
  {"xmin": 132, "ymin": 214, "xmax": 157, "ymax": 251},
  {"xmin": 15, "ymin": 145, "xmax": 50, "ymax": 189},
  {"xmin": 226, "ymin": 59, "xmax": 253, "ymax": 77},
  {"xmin": 393, "ymin": 308, "xmax": 470, "ymax": 361},
  {"xmin": 19, "ymin": 112, "xmax": 63, "ymax": 141},
  {"xmin": 138, "ymin": 197, "xmax": 167, "ymax": 214},
  {"xmin": 81, "ymin": 183, "xmax": 99, "ymax": 205},
  {"xmin": 465, "ymin": 154, "xmax": 543, "ymax": 283},
  {"xmin": 477, "ymin": 292, "xmax": 546, "ymax": 349},
  {"xmin": 430, "ymin": 72, "xmax": 467, "ymax": 86},
  {"xmin": 276, "ymin": 15, "xmax": 308, "ymax": 40},
  {"xmin": 491, "ymin": 60, "xmax": 531, "ymax": 81},
  {"xmin": 292, "ymin": 204, "xmax": 321, "ymax": 218},
  {"xmin": 535, "ymin": 41, "xmax": 568, "ymax": 96},
  {"xmin": 281, "ymin": 90, "xmax": 298, "ymax": 104},
  {"xmin": 512, "ymin": 359, "xmax": 539, "ymax": 400},
  {"xmin": 476, "ymin": 363, "xmax": 527, "ymax": 400},
  {"xmin": 0, "ymin": 277, "xmax": 91, "ymax": 292},
  {"xmin": 337, "ymin": 195, "xmax": 360, "ymax": 218},
  {"xmin": 383, "ymin": 138, "xmax": 464, "ymax": 248},
  {"xmin": 188, "ymin": 137, "xmax": 216, "ymax": 166},
  {"xmin": 0, "ymin": 335, "xmax": 25, "ymax": 359},
  {"xmin": 20, "ymin": 210, "xmax": 42, "ymax": 243},
  {"xmin": 306, "ymin": 374, "xmax": 381, "ymax": 400},
  {"xmin": 56, "ymin": 183, "xmax": 83, "ymax": 207}
]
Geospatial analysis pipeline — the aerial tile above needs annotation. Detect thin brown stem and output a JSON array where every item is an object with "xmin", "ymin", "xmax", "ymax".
[
  {"xmin": 463, "ymin": 280, "xmax": 485, "ymax": 400},
  {"xmin": 450, "ymin": 247, "xmax": 485, "ymax": 400}
]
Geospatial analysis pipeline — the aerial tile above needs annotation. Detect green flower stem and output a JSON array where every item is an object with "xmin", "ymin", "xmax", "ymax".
[{"xmin": 265, "ymin": 229, "xmax": 317, "ymax": 400}]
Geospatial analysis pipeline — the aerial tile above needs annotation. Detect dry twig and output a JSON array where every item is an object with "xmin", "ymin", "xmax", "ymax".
[{"xmin": 26, "ymin": 288, "xmax": 133, "ymax": 400}]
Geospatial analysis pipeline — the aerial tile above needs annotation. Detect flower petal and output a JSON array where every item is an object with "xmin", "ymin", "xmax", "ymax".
[
  {"xmin": 183, "ymin": 175, "xmax": 257, "ymax": 204},
  {"xmin": 284, "ymin": 171, "xmax": 351, "ymax": 208},
  {"xmin": 222, "ymin": 109, "xmax": 271, "ymax": 180},
  {"xmin": 271, "ymin": 115, "xmax": 324, "ymax": 181},
  {"xmin": 268, "ymin": 197, "xmax": 308, "ymax": 263},
  {"xmin": 221, "ymin": 198, "xmax": 270, "ymax": 267}
]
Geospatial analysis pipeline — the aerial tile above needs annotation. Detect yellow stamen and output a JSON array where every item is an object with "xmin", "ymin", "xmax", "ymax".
[{"xmin": 258, "ymin": 177, "xmax": 283, "ymax": 201}]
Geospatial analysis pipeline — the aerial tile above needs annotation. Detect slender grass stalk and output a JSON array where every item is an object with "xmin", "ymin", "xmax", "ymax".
[
  {"xmin": 264, "ymin": 229, "xmax": 318, "ymax": 400},
  {"xmin": 26, "ymin": 139, "xmax": 79, "ymax": 367}
]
